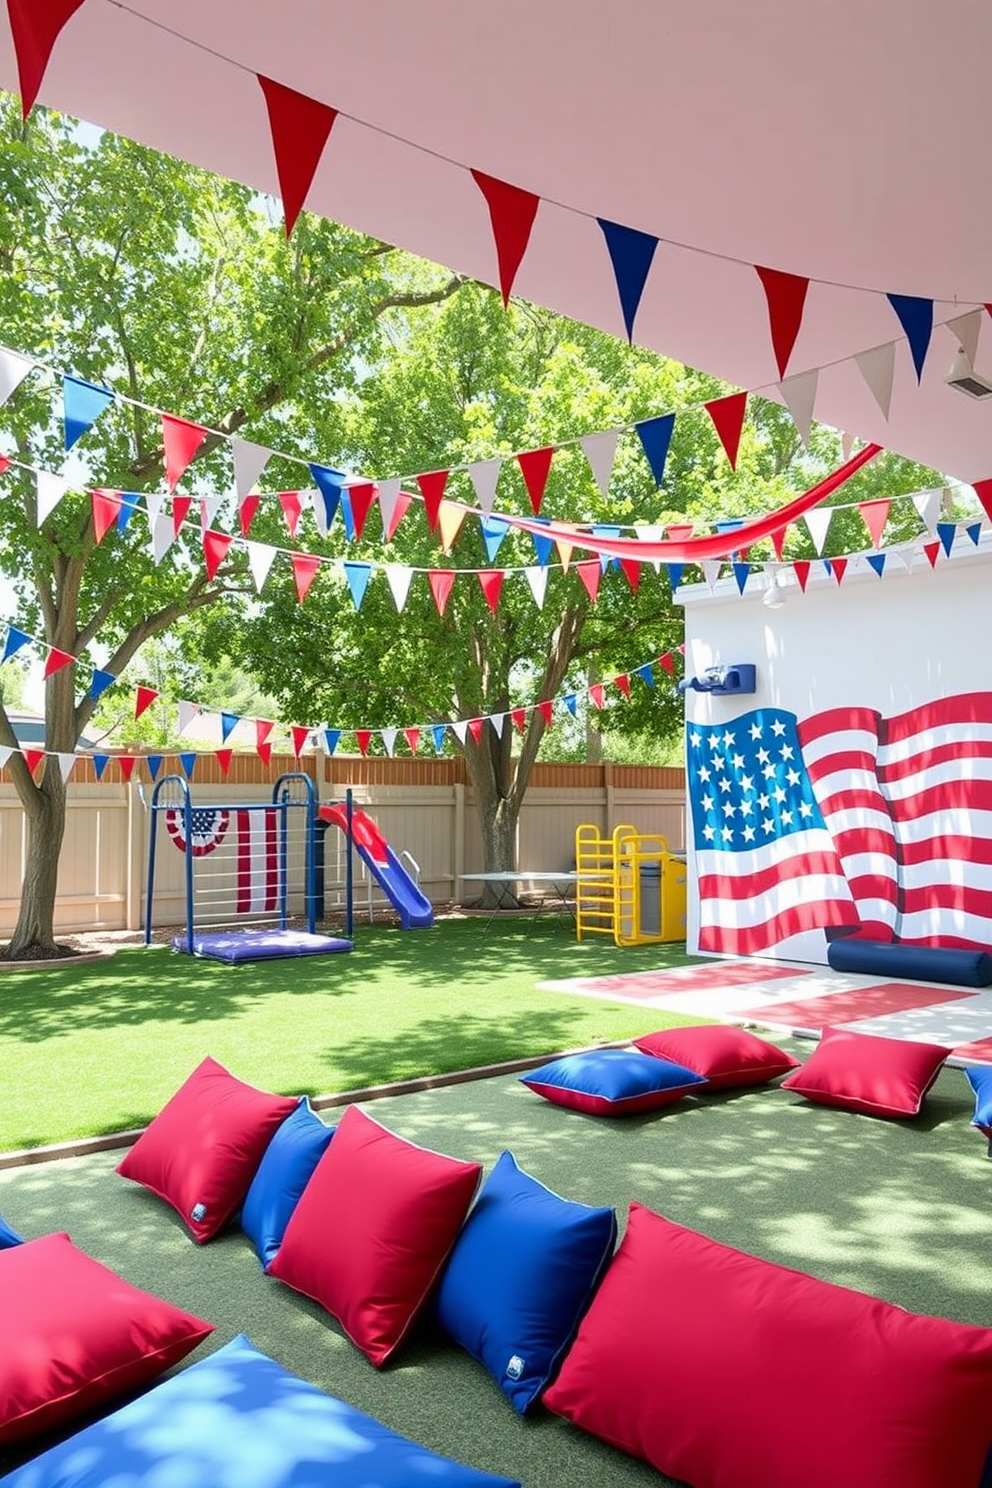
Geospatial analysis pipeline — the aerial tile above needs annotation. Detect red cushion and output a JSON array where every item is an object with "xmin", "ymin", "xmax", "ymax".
[
  {"xmin": 633, "ymin": 1024, "xmax": 799, "ymax": 1089},
  {"xmin": 268, "ymin": 1104, "xmax": 481, "ymax": 1366},
  {"xmin": 116, "ymin": 1055, "xmax": 298, "ymax": 1241},
  {"xmin": 0, "ymin": 1232, "xmax": 212, "ymax": 1446},
  {"xmin": 544, "ymin": 1203, "xmax": 992, "ymax": 1488},
  {"xmin": 780, "ymin": 1026, "xmax": 950, "ymax": 1117}
]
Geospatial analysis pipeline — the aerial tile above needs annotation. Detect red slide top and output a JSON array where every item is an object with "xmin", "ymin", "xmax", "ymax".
[{"xmin": 319, "ymin": 803, "xmax": 389, "ymax": 865}]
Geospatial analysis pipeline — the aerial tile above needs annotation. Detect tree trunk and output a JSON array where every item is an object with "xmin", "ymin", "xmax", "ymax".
[{"xmin": 7, "ymin": 767, "xmax": 67, "ymax": 956}]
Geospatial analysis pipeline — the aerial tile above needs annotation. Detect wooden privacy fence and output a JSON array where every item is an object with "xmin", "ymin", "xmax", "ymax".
[{"xmin": 0, "ymin": 755, "xmax": 685, "ymax": 935}]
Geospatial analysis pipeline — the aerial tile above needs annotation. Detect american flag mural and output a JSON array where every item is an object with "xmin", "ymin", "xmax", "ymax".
[{"xmin": 688, "ymin": 693, "xmax": 992, "ymax": 955}]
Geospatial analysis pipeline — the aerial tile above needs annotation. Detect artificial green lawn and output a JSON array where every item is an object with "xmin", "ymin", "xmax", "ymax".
[{"xmin": 0, "ymin": 917, "xmax": 701, "ymax": 1151}]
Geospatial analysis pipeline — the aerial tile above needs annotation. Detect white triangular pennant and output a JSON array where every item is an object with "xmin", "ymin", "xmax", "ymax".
[
  {"xmin": 579, "ymin": 430, "xmax": 620, "ymax": 499},
  {"xmin": 946, "ymin": 308, "xmax": 983, "ymax": 366},
  {"xmin": 490, "ymin": 712, "xmax": 504, "ymax": 738},
  {"xmin": 524, "ymin": 566, "xmax": 548, "ymax": 609},
  {"xmin": 634, "ymin": 523, "xmax": 666, "ymax": 574},
  {"xmin": 381, "ymin": 727, "xmax": 397, "ymax": 758},
  {"xmin": 56, "ymin": 752, "xmax": 77, "ymax": 783},
  {"xmin": 178, "ymin": 700, "xmax": 200, "ymax": 735},
  {"xmin": 144, "ymin": 492, "xmax": 164, "ymax": 527},
  {"xmin": 451, "ymin": 719, "xmax": 469, "ymax": 744},
  {"xmin": 0, "ymin": 347, "xmax": 34, "ymax": 407},
  {"xmin": 246, "ymin": 541, "xmax": 277, "ymax": 592},
  {"xmin": 378, "ymin": 478, "xmax": 403, "ymax": 540},
  {"xmin": 779, "ymin": 368, "xmax": 818, "ymax": 447},
  {"xmin": 310, "ymin": 486, "xmax": 328, "ymax": 538},
  {"xmin": 854, "ymin": 342, "xmax": 895, "ymax": 421},
  {"xmin": 200, "ymin": 494, "xmax": 227, "ymax": 531},
  {"xmin": 385, "ymin": 564, "xmax": 413, "ymax": 612},
  {"xmin": 152, "ymin": 512, "xmax": 176, "ymax": 565},
  {"xmin": 913, "ymin": 489, "xmax": 942, "ymax": 534},
  {"xmin": 701, "ymin": 560, "xmax": 722, "ymax": 590},
  {"xmin": 36, "ymin": 471, "xmax": 68, "ymax": 526},
  {"xmin": 805, "ymin": 507, "xmax": 833, "ymax": 555},
  {"xmin": 468, "ymin": 459, "xmax": 502, "ymax": 515},
  {"xmin": 232, "ymin": 438, "xmax": 273, "ymax": 499}
]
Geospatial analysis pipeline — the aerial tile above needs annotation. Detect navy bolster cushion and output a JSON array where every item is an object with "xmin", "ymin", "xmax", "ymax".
[
  {"xmin": 0, "ymin": 1333, "xmax": 523, "ymax": 1488},
  {"xmin": 544, "ymin": 1203, "xmax": 992, "ymax": 1488},
  {"xmin": 827, "ymin": 937, "xmax": 992, "ymax": 987},
  {"xmin": 434, "ymin": 1150, "xmax": 617, "ymax": 1413}
]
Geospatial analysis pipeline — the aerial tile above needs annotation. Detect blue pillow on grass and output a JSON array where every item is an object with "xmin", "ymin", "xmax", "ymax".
[
  {"xmin": 435, "ymin": 1150, "xmax": 617, "ymax": 1413},
  {"xmin": 521, "ymin": 1047, "xmax": 707, "ymax": 1116},
  {"xmin": 0, "ymin": 1212, "xmax": 22, "ymax": 1248},
  {"xmin": 241, "ymin": 1097, "xmax": 335, "ymax": 1268},
  {"xmin": 0, "ymin": 1332, "xmax": 522, "ymax": 1488},
  {"xmin": 964, "ymin": 1066, "xmax": 992, "ymax": 1139}
]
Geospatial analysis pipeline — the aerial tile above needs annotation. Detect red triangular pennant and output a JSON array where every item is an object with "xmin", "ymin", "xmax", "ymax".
[
  {"xmin": 278, "ymin": 490, "xmax": 303, "ymax": 536},
  {"xmin": 614, "ymin": 674, "xmax": 631, "ymax": 699},
  {"xmin": 755, "ymin": 265, "xmax": 810, "ymax": 378},
  {"xmin": 923, "ymin": 540, "xmax": 941, "ymax": 569},
  {"xmin": 510, "ymin": 707, "xmax": 527, "ymax": 734},
  {"xmin": 858, "ymin": 499, "xmax": 890, "ymax": 549},
  {"xmin": 619, "ymin": 558, "xmax": 641, "ymax": 591},
  {"xmin": 704, "ymin": 392, "xmax": 748, "ymax": 471},
  {"xmin": 90, "ymin": 488, "xmax": 121, "ymax": 544},
  {"xmin": 770, "ymin": 524, "xmax": 789, "ymax": 561},
  {"xmin": 972, "ymin": 478, "xmax": 992, "ymax": 523},
  {"xmin": 355, "ymin": 729, "xmax": 372, "ymax": 758},
  {"xmin": 384, "ymin": 489, "xmax": 413, "ymax": 542},
  {"xmin": 659, "ymin": 653, "xmax": 674, "ymax": 675},
  {"xmin": 256, "ymin": 719, "xmax": 275, "ymax": 749},
  {"xmin": 257, "ymin": 741, "xmax": 273, "ymax": 767},
  {"xmin": 43, "ymin": 647, "xmax": 74, "ymax": 678},
  {"xmin": 134, "ymin": 685, "xmax": 157, "ymax": 720},
  {"xmin": 417, "ymin": 470, "xmax": 449, "ymax": 531},
  {"xmin": 215, "ymin": 748, "xmax": 233, "ymax": 777},
  {"xmin": 203, "ymin": 529, "xmax": 233, "ymax": 582},
  {"xmin": 517, "ymin": 447, "xmax": 554, "ymax": 515},
  {"xmin": 576, "ymin": 560, "xmax": 601, "ymax": 603},
  {"xmin": 588, "ymin": 683, "xmax": 606, "ymax": 710},
  {"xmin": 0, "ymin": 455, "xmax": 9, "ymax": 476},
  {"xmin": 257, "ymin": 74, "xmax": 338, "ymax": 236},
  {"xmin": 291, "ymin": 553, "xmax": 321, "ymax": 603},
  {"xmin": 7, "ymin": 0, "xmax": 86, "ymax": 118},
  {"xmin": 172, "ymin": 495, "xmax": 192, "ymax": 535},
  {"xmin": 428, "ymin": 569, "xmax": 456, "ymax": 616},
  {"xmin": 478, "ymin": 569, "xmax": 505, "ymax": 614},
  {"xmin": 793, "ymin": 559, "xmax": 812, "ymax": 593},
  {"xmin": 403, "ymin": 726, "xmax": 420, "ymax": 756},
  {"xmin": 831, "ymin": 556, "xmax": 848, "ymax": 585},
  {"xmin": 665, "ymin": 523, "xmax": 694, "ymax": 542},
  {"xmin": 117, "ymin": 755, "xmax": 136, "ymax": 782},
  {"xmin": 22, "ymin": 748, "xmax": 45, "ymax": 777},
  {"xmin": 468, "ymin": 717, "xmax": 484, "ymax": 745},
  {"xmin": 536, "ymin": 699, "xmax": 553, "ymax": 727},
  {"xmin": 162, "ymin": 414, "xmax": 209, "ymax": 494},
  {"xmin": 470, "ymin": 170, "xmax": 541, "ymax": 305},
  {"xmin": 346, "ymin": 482, "xmax": 377, "ymax": 541},
  {"xmin": 239, "ymin": 494, "xmax": 261, "ymax": 537},
  {"xmin": 291, "ymin": 724, "xmax": 310, "ymax": 758}
]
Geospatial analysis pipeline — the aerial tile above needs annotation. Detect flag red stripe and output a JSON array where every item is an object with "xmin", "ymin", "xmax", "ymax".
[{"xmin": 698, "ymin": 900, "xmax": 861, "ymax": 955}]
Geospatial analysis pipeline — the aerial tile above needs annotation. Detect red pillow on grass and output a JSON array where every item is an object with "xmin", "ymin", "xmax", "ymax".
[
  {"xmin": 116, "ymin": 1055, "xmax": 298, "ymax": 1241},
  {"xmin": 780, "ymin": 1026, "xmax": 950, "ymax": 1118},
  {"xmin": 544, "ymin": 1203, "xmax": 992, "ymax": 1488},
  {"xmin": 0, "ymin": 1232, "xmax": 212, "ymax": 1446},
  {"xmin": 268, "ymin": 1104, "xmax": 481, "ymax": 1366},
  {"xmin": 633, "ymin": 1024, "xmax": 799, "ymax": 1089}
]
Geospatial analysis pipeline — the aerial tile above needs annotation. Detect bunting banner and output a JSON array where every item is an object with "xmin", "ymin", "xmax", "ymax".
[
  {"xmin": 755, "ymin": 266, "xmax": 809, "ymax": 379},
  {"xmin": 887, "ymin": 293, "xmax": 933, "ymax": 383},
  {"xmin": 6, "ymin": 0, "xmax": 87, "ymax": 118},
  {"xmin": 257, "ymin": 74, "xmax": 338, "ymax": 236},
  {"xmin": 162, "ymin": 414, "xmax": 209, "ymax": 493},
  {"xmin": 470, "ymin": 170, "xmax": 540, "ymax": 305},
  {"xmin": 598, "ymin": 219, "xmax": 659, "ymax": 343},
  {"xmin": 63, "ymin": 375, "xmax": 114, "ymax": 451}
]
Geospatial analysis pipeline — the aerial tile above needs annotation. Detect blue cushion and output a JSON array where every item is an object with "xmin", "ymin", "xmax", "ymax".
[
  {"xmin": 1, "ymin": 1332, "xmax": 523, "ymax": 1488},
  {"xmin": 827, "ymin": 938, "xmax": 992, "ymax": 988},
  {"xmin": 0, "ymin": 1212, "xmax": 22, "ymax": 1249},
  {"xmin": 520, "ymin": 1047, "xmax": 707, "ymax": 1116},
  {"xmin": 964, "ymin": 1067, "xmax": 992, "ymax": 1137},
  {"xmin": 241, "ymin": 1097, "xmax": 335, "ymax": 1269},
  {"xmin": 435, "ymin": 1150, "xmax": 616, "ymax": 1413}
]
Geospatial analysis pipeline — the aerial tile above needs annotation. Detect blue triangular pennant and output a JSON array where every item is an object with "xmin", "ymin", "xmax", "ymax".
[
  {"xmin": 666, "ymin": 562, "xmax": 685, "ymax": 590},
  {"xmin": 732, "ymin": 562, "xmax": 750, "ymax": 595},
  {"xmin": 343, "ymin": 561, "xmax": 372, "ymax": 610},
  {"xmin": 866, "ymin": 553, "xmax": 887, "ymax": 577},
  {"xmin": 564, "ymin": 693, "xmax": 578, "ymax": 717},
  {"xmin": 340, "ymin": 491, "xmax": 355, "ymax": 541},
  {"xmin": 117, "ymin": 491, "xmax": 141, "ymax": 533},
  {"xmin": 146, "ymin": 754, "xmax": 162, "ymax": 780},
  {"xmin": 89, "ymin": 668, "xmax": 116, "ymax": 700},
  {"xmin": 530, "ymin": 518, "xmax": 555, "ymax": 567},
  {"xmin": 966, "ymin": 521, "xmax": 982, "ymax": 546},
  {"xmin": 887, "ymin": 294, "xmax": 933, "ymax": 383},
  {"xmin": 309, "ymin": 464, "xmax": 346, "ymax": 528},
  {"xmin": 179, "ymin": 752, "xmax": 197, "ymax": 780},
  {"xmin": 1, "ymin": 626, "xmax": 32, "ymax": 664},
  {"xmin": 220, "ymin": 712, "xmax": 239, "ymax": 743},
  {"xmin": 480, "ymin": 515, "xmax": 509, "ymax": 563},
  {"xmin": 597, "ymin": 219, "xmax": 660, "ymax": 342},
  {"xmin": 323, "ymin": 728, "xmax": 341, "ymax": 756},
  {"xmin": 431, "ymin": 724, "xmax": 447, "ymax": 754},
  {"xmin": 634, "ymin": 663, "xmax": 655, "ymax": 688},
  {"xmin": 592, "ymin": 525, "xmax": 622, "ymax": 572},
  {"xmin": 822, "ymin": 558, "xmax": 833, "ymax": 576},
  {"xmin": 636, "ymin": 413, "xmax": 676, "ymax": 488},
  {"xmin": 93, "ymin": 754, "xmax": 109, "ymax": 780},
  {"xmin": 63, "ymin": 375, "xmax": 114, "ymax": 452},
  {"xmin": 936, "ymin": 521, "xmax": 956, "ymax": 558}
]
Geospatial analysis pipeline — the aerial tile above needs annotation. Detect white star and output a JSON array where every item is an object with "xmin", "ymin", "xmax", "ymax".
[
  {"xmin": 757, "ymin": 748, "xmax": 770, "ymax": 765},
  {"xmin": 689, "ymin": 731, "xmax": 702, "ymax": 747},
  {"xmin": 740, "ymin": 774, "xmax": 754, "ymax": 792},
  {"xmin": 703, "ymin": 823, "xmax": 716, "ymax": 841},
  {"xmin": 740, "ymin": 799, "xmax": 753, "ymax": 817},
  {"xmin": 780, "ymin": 809, "xmax": 793, "ymax": 826},
  {"xmin": 697, "ymin": 764, "xmax": 711, "ymax": 782},
  {"xmin": 799, "ymin": 800, "xmax": 813, "ymax": 819},
  {"xmin": 708, "ymin": 734, "xmax": 722, "ymax": 751},
  {"xmin": 786, "ymin": 768, "xmax": 801, "ymax": 786},
  {"xmin": 770, "ymin": 718, "xmax": 787, "ymax": 737},
  {"xmin": 722, "ymin": 826, "xmax": 735, "ymax": 843},
  {"xmin": 742, "ymin": 824, "xmax": 756, "ymax": 842},
  {"xmin": 718, "ymin": 777, "xmax": 732, "ymax": 794},
  {"xmin": 713, "ymin": 755, "xmax": 726, "ymax": 771},
  {"xmin": 722, "ymin": 730, "xmax": 735, "ymax": 747},
  {"xmin": 779, "ymin": 743, "xmax": 794, "ymax": 761},
  {"xmin": 701, "ymin": 794, "xmax": 715, "ymax": 812},
  {"xmin": 773, "ymin": 785, "xmax": 787, "ymax": 804},
  {"xmin": 723, "ymin": 801, "xmax": 736, "ymax": 818},
  {"xmin": 749, "ymin": 722, "xmax": 762, "ymax": 740},
  {"xmin": 762, "ymin": 818, "xmax": 775, "ymax": 834},
  {"xmin": 731, "ymin": 752, "xmax": 746, "ymax": 771},
  {"xmin": 763, "ymin": 763, "xmax": 777, "ymax": 780},
  {"xmin": 758, "ymin": 793, "xmax": 770, "ymax": 810}
]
